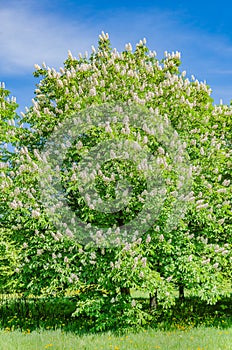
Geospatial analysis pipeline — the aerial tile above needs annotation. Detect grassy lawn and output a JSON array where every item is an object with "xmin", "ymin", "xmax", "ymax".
[{"xmin": 0, "ymin": 327, "xmax": 231, "ymax": 350}]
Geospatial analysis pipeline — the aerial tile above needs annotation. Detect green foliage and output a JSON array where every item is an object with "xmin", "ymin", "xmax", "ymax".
[
  {"xmin": 0, "ymin": 229, "xmax": 20, "ymax": 292},
  {"xmin": 0, "ymin": 293, "xmax": 231, "ymax": 333}
]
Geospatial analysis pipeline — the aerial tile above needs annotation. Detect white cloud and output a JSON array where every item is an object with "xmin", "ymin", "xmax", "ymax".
[
  {"xmin": 0, "ymin": 3, "xmax": 97, "ymax": 75},
  {"xmin": 209, "ymin": 69, "xmax": 232, "ymax": 75}
]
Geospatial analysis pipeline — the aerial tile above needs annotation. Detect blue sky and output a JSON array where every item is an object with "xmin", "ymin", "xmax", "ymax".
[{"xmin": 1, "ymin": 0, "xmax": 232, "ymax": 114}]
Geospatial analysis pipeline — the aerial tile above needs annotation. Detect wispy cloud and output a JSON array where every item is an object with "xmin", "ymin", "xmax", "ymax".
[
  {"xmin": 209, "ymin": 69, "xmax": 232, "ymax": 75},
  {"xmin": 0, "ymin": 2, "xmax": 97, "ymax": 75}
]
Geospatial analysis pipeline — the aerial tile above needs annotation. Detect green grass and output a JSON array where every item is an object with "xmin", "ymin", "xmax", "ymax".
[{"xmin": 0, "ymin": 327, "xmax": 232, "ymax": 350}]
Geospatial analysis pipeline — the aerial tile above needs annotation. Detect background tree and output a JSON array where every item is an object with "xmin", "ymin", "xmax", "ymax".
[{"xmin": 0, "ymin": 83, "xmax": 23, "ymax": 292}]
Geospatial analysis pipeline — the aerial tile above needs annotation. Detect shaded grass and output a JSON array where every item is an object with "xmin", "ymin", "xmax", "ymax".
[
  {"xmin": 0, "ymin": 293, "xmax": 231, "ymax": 333},
  {"xmin": 0, "ymin": 327, "xmax": 232, "ymax": 350}
]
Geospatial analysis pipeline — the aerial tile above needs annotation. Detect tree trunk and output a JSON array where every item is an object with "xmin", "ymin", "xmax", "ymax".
[
  {"xmin": 179, "ymin": 284, "xmax": 185, "ymax": 300},
  {"xmin": 149, "ymin": 290, "xmax": 158, "ymax": 310},
  {"xmin": 120, "ymin": 287, "xmax": 130, "ymax": 296}
]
